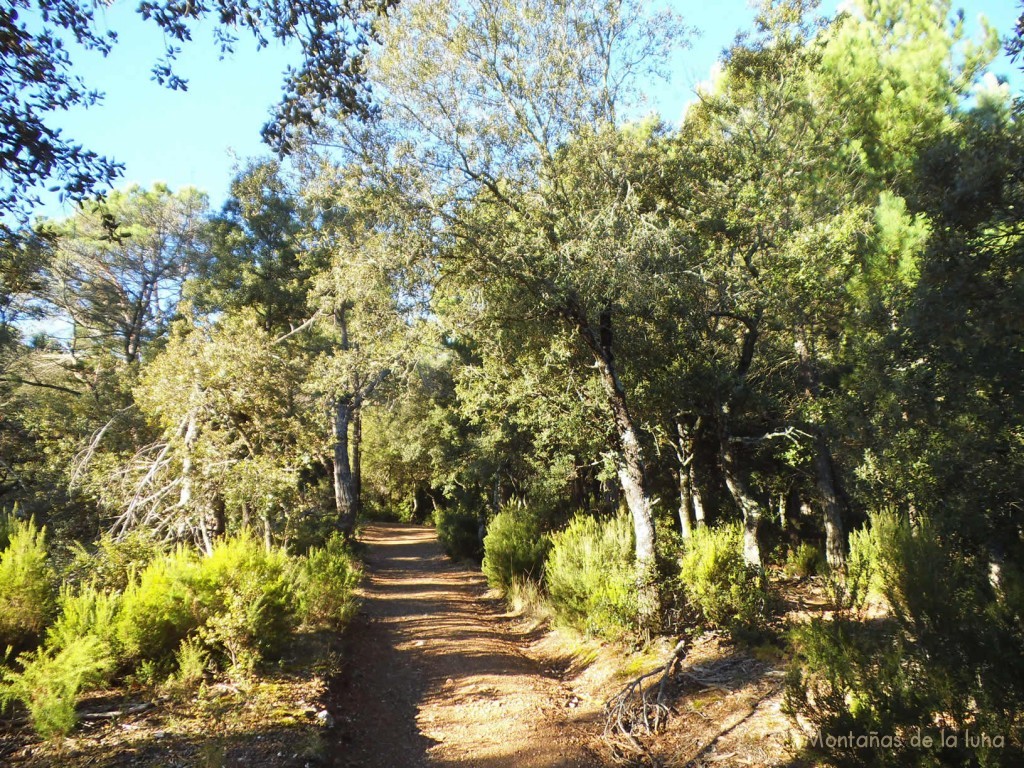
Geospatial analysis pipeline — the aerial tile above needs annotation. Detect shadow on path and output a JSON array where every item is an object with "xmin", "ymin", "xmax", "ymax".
[{"xmin": 325, "ymin": 523, "xmax": 600, "ymax": 768}]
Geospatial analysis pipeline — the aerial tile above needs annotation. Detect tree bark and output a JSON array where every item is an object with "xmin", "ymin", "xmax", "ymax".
[
  {"xmin": 334, "ymin": 397, "xmax": 358, "ymax": 539},
  {"xmin": 813, "ymin": 431, "xmax": 846, "ymax": 570},
  {"xmin": 579, "ymin": 310, "xmax": 658, "ymax": 625},
  {"xmin": 720, "ymin": 437, "xmax": 765, "ymax": 569},
  {"xmin": 674, "ymin": 420, "xmax": 698, "ymax": 540},
  {"xmin": 352, "ymin": 407, "xmax": 363, "ymax": 521}
]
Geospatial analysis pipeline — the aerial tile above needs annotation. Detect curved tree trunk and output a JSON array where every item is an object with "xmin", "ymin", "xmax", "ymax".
[
  {"xmin": 721, "ymin": 438, "xmax": 765, "ymax": 569},
  {"xmin": 580, "ymin": 309, "xmax": 659, "ymax": 625}
]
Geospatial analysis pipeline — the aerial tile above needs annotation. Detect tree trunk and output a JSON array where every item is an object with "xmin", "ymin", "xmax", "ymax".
[
  {"xmin": 334, "ymin": 397, "xmax": 358, "ymax": 539},
  {"xmin": 352, "ymin": 407, "xmax": 363, "ymax": 521},
  {"xmin": 690, "ymin": 463, "xmax": 706, "ymax": 527},
  {"xmin": 813, "ymin": 431, "xmax": 846, "ymax": 570},
  {"xmin": 578, "ymin": 309, "xmax": 658, "ymax": 626},
  {"xmin": 674, "ymin": 420, "xmax": 697, "ymax": 539},
  {"xmin": 678, "ymin": 463, "xmax": 694, "ymax": 540},
  {"xmin": 721, "ymin": 442, "xmax": 764, "ymax": 569}
]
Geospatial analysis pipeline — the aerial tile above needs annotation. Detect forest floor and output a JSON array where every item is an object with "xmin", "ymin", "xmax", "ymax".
[{"xmin": 1, "ymin": 522, "xmax": 814, "ymax": 767}]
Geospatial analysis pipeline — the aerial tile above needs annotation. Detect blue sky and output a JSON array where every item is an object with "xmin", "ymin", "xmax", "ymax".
[{"xmin": 41, "ymin": 0, "xmax": 1024, "ymax": 219}]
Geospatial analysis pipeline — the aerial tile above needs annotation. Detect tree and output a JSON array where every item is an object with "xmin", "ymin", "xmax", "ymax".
[
  {"xmin": 0, "ymin": 0, "xmax": 396, "ymax": 237},
  {"xmin": 41, "ymin": 184, "xmax": 208, "ymax": 364},
  {"xmin": 195, "ymin": 161, "xmax": 320, "ymax": 335},
  {"xmin": 322, "ymin": 0, "xmax": 688, "ymax": 616},
  {"xmin": 300, "ymin": 165, "xmax": 429, "ymax": 538}
]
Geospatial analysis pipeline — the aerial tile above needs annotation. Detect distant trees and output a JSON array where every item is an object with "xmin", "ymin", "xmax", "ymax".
[{"xmin": 0, "ymin": 0, "xmax": 396, "ymax": 239}]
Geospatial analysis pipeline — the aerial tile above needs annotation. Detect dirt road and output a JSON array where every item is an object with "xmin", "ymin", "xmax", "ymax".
[{"xmin": 325, "ymin": 523, "xmax": 603, "ymax": 768}]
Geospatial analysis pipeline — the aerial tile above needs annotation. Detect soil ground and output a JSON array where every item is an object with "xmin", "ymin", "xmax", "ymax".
[{"xmin": 324, "ymin": 522, "xmax": 605, "ymax": 768}]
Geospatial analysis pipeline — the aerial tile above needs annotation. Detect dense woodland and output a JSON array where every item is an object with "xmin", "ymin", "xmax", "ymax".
[{"xmin": 2, "ymin": 0, "xmax": 1024, "ymax": 765}]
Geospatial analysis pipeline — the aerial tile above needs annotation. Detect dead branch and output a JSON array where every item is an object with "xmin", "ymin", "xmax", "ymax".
[
  {"xmin": 602, "ymin": 638, "xmax": 690, "ymax": 766},
  {"xmin": 79, "ymin": 702, "xmax": 154, "ymax": 721}
]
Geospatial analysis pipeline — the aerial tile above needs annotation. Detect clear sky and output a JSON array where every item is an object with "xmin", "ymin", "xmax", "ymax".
[{"xmin": 41, "ymin": 0, "xmax": 1024, "ymax": 219}]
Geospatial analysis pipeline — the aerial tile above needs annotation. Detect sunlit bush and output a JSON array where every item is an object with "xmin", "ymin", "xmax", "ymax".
[
  {"xmin": 0, "ymin": 636, "xmax": 114, "ymax": 740},
  {"xmin": 679, "ymin": 523, "xmax": 772, "ymax": 640},
  {"xmin": 786, "ymin": 511, "xmax": 1024, "ymax": 767},
  {"xmin": 116, "ymin": 546, "xmax": 200, "ymax": 662},
  {"xmin": 481, "ymin": 501, "xmax": 550, "ymax": 595},
  {"xmin": 296, "ymin": 533, "xmax": 361, "ymax": 629},
  {"xmin": 46, "ymin": 582, "xmax": 121, "ymax": 656},
  {"xmin": 545, "ymin": 513, "xmax": 636, "ymax": 639},
  {"xmin": 0, "ymin": 515, "xmax": 56, "ymax": 651}
]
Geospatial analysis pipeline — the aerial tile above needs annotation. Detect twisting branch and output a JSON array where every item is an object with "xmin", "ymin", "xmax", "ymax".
[{"xmin": 603, "ymin": 638, "xmax": 690, "ymax": 766}]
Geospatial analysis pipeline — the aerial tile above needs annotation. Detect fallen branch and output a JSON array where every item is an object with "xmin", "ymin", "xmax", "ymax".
[
  {"xmin": 79, "ymin": 702, "xmax": 154, "ymax": 721},
  {"xmin": 603, "ymin": 638, "xmax": 690, "ymax": 766}
]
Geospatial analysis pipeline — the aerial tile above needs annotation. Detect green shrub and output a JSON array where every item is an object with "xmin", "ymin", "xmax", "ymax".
[
  {"xmin": 116, "ymin": 546, "xmax": 201, "ymax": 662},
  {"xmin": 64, "ymin": 531, "xmax": 164, "ymax": 592},
  {"xmin": 0, "ymin": 636, "xmax": 114, "ymax": 740},
  {"xmin": 786, "ymin": 511, "xmax": 1024, "ymax": 767},
  {"xmin": 192, "ymin": 535, "xmax": 297, "ymax": 673},
  {"xmin": 481, "ymin": 503, "xmax": 550, "ymax": 595},
  {"xmin": 434, "ymin": 504, "xmax": 482, "ymax": 561},
  {"xmin": 784, "ymin": 542, "xmax": 825, "ymax": 579},
  {"xmin": 679, "ymin": 523, "xmax": 772, "ymax": 640},
  {"xmin": 545, "ymin": 513, "xmax": 636, "ymax": 639},
  {"xmin": 297, "ymin": 534, "xmax": 361, "ymax": 629},
  {"xmin": 0, "ymin": 515, "xmax": 55, "ymax": 651},
  {"xmin": 46, "ymin": 582, "xmax": 121, "ymax": 656}
]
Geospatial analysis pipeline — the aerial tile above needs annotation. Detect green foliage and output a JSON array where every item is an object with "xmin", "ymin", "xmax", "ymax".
[
  {"xmin": 434, "ymin": 504, "xmax": 482, "ymax": 562},
  {"xmin": 191, "ymin": 535, "xmax": 297, "ymax": 673},
  {"xmin": 545, "ymin": 513, "xmax": 636, "ymax": 640},
  {"xmin": 481, "ymin": 502, "xmax": 551, "ymax": 595},
  {"xmin": 787, "ymin": 510, "xmax": 1024, "ymax": 766},
  {"xmin": 296, "ymin": 533, "xmax": 361, "ymax": 629},
  {"xmin": 784, "ymin": 542, "xmax": 825, "ymax": 579},
  {"xmin": 116, "ymin": 535, "xmax": 299, "ymax": 673},
  {"xmin": 0, "ymin": 636, "xmax": 114, "ymax": 740},
  {"xmin": 0, "ymin": 515, "xmax": 55, "ymax": 650},
  {"xmin": 116, "ymin": 546, "xmax": 200, "ymax": 662},
  {"xmin": 46, "ymin": 582, "xmax": 121, "ymax": 656},
  {"xmin": 64, "ymin": 531, "xmax": 164, "ymax": 592},
  {"xmin": 679, "ymin": 523, "xmax": 772, "ymax": 640}
]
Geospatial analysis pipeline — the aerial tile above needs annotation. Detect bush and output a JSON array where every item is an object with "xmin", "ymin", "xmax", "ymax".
[
  {"xmin": 64, "ymin": 531, "xmax": 164, "ymax": 592},
  {"xmin": 679, "ymin": 523, "xmax": 772, "ymax": 640},
  {"xmin": 545, "ymin": 513, "xmax": 636, "ymax": 639},
  {"xmin": 434, "ymin": 504, "xmax": 482, "ymax": 561},
  {"xmin": 191, "ymin": 535, "xmax": 296, "ymax": 671},
  {"xmin": 0, "ymin": 515, "xmax": 55, "ymax": 651},
  {"xmin": 116, "ymin": 546, "xmax": 201, "ymax": 662},
  {"xmin": 784, "ymin": 542, "xmax": 825, "ymax": 579},
  {"xmin": 481, "ymin": 502, "xmax": 550, "ymax": 595},
  {"xmin": 0, "ymin": 636, "xmax": 114, "ymax": 740},
  {"xmin": 115, "ymin": 535, "xmax": 298, "ymax": 673},
  {"xmin": 786, "ymin": 511, "xmax": 1024, "ymax": 767},
  {"xmin": 46, "ymin": 582, "xmax": 121, "ymax": 656},
  {"xmin": 296, "ymin": 533, "xmax": 361, "ymax": 629}
]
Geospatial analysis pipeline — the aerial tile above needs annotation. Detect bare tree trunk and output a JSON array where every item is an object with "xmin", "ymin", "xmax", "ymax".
[
  {"xmin": 579, "ymin": 309, "xmax": 658, "ymax": 625},
  {"xmin": 813, "ymin": 431, "xmax": 846, "ymax": 570},
  {"xmin": 352, "ymin": 408, "xmax": 362, "ymax": 521},
  {"xmin": 690, "ymin": 464, "xmax": 706, "ymax": 528},
  {"xmin": 721, "ymin": 438, "xmax": 764, "ymax": 569},
  {"xmin": 795, "ymin": 336, "xmax": 848, "ymax": 571},
  {"xmin": 674, "ymin": 420, "xmax": 697, "ymax": 540},
  {"xmin": 334, "ymin": 397, "xmax": 358, "ymax": 539}
]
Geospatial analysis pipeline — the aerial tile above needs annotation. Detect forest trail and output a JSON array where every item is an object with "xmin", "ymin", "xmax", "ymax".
[{"xmin": 326, "ymin": 523, "xmax": 603, "ymax": 768}]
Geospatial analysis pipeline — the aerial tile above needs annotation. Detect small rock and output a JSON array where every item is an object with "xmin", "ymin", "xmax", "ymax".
[{"xmin": 316, "ymin": 709, "xmax": 335, "ymax": 728}]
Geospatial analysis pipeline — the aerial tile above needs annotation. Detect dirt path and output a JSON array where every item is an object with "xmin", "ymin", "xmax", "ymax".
[{"xmin": 325, "ymin": 523, "xmax": 603, "ymax": 768}]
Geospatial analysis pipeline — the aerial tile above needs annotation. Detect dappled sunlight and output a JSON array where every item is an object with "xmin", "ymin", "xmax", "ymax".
[{"xmin": 324, "ymin": 523, "xmax": 602, "ymax": 768}]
